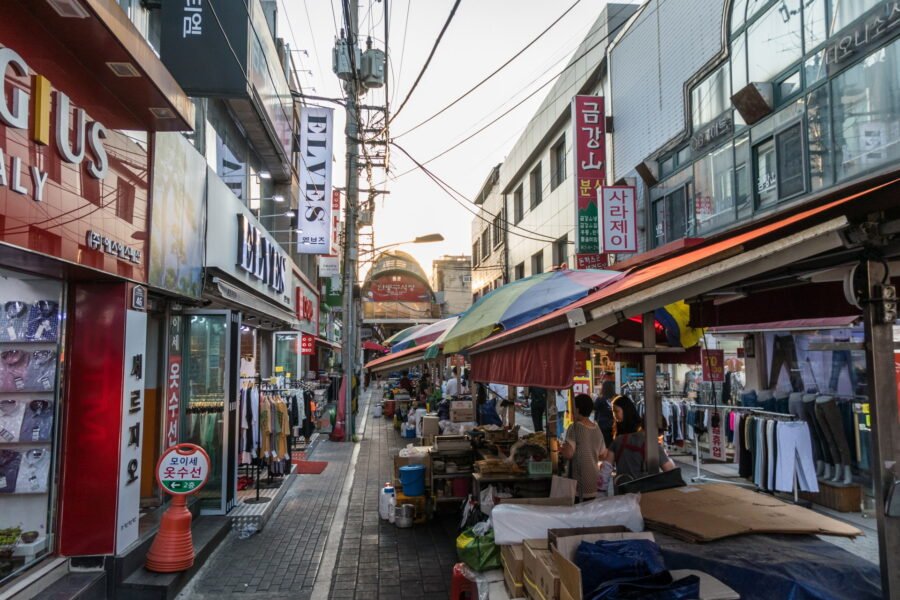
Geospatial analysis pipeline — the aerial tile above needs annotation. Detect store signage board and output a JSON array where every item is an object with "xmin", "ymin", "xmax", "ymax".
[
  {"xmin": 319, "ymin": 256, "xmax": 340, "ymax": 277},
  {"xmin": 155, "ymin": 444, "xmax": 211, "ymax": 495},
  {"xmin": 132, "ymin": 285, "xmax": 146, "ymax": 311},
  {"xmin": 165, "ymin": 316, "xmax": 182, "ymax": 448},
  {"xmin": 237, "ymin": 213, "xmax": 287, "ymax": 294},
  {"xmin": 298, "ymin": 106, "xmax": 334, "ymax": 254},
  {"xmin": 707, "ymin": 410, "xmax": 727, "ymax": 462},
  {"xmin": 116, "ymin": 310, "xmax": 148, "ymax": 554},
  {"xmin": 301, "ymin": 334, "xmax": 315, "ymax": 355},
  {"xmin": 295, "ymin": 280, "xmax": 319, "ymax": 336},
  {"xmin": 572, "ymin": 96, "xmax": 606, "ymax": 255},
  {"xmin": 576, "ymin": 253, "xmax": 610, "ymax": 270},
  {"xmin": 824, "ymin": 0, "xmax": 900, "ymax": 76},
  {"xmin": 331, "ymin": 190, "xmax": 341, "ymax": 255},
  {"xmin": 599, "ymin": 186, "xmax": 637, "ymax": 253},
  {"xmin": 691, "ymin": 114, "xmax": 733, "ymax": 152},
  {"xmin": 86, "ymin": 230, "xmax": 143, "ymax": 265},
  {"xmin": 701, "ymin": 349, "xmax": 725, "ymax": 382}
]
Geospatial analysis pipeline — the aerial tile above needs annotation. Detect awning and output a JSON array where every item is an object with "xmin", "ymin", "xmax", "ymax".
[
  {"xmin": 362, "ymin": 341, "xmax": 389, "ymax": 352},
  {"xmin": 210, "ymin": 277, "xmax": 300, "ymax": 330},
  {"xmin": 364, "ymin": 342, "xmax": 430, "ymax": 373},
  {"xmin": 316, "ymin": 337, "xmax": 341, "ymax": 350},
  {"xmin": 470, "ymin": 329, "xmax": 575, "ymax": 390},
  {"xmin": 708, "ymin": 316, "xmax": 860, "ymax": 334}
]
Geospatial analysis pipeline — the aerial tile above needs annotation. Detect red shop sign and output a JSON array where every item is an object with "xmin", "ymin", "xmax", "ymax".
[
  {"xmin": 576, "ymin": 253, "xmax": 609, "ymax": 270},
  {"xmin": 701, "ymin": 349, "xmax": 725, "ymax": 383},
  {"xmin": 301, "ymin": 334, "xmax": 316, "ymax": 355},
  {"xmin": 573, "ymin": 95, "xmax": 606, "ymax": 255}
]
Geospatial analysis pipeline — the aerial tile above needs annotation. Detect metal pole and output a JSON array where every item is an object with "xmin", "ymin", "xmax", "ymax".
[
  {"xmin": 643, "ymin": 312, "xmax": 660, "ymax": 473},
  {"xmin": 861, "ymin": 259, "xmax": 900, "ymax": 598},
  {"xmin": 341, "ymin": 0, "xmax": 359, "ymax": 442}
]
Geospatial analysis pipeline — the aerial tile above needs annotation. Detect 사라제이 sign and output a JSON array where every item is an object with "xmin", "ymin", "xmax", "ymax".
[
  {"xmin": 600, "ymin": 185, "xmax": 637, "ymax": 253},
  {"xmin": 156, "ymin": 444, "xmax": 210, "ymax": 495}
]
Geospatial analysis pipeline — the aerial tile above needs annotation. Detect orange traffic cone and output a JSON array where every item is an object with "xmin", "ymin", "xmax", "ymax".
[{"xmin": 145, "ymin": 495, "xmax": 195, "ymax": 572}]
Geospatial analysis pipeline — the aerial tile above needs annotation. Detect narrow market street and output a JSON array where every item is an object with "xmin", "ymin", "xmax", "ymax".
[{"xmin": 178, "ymin": 388, "xmax": 456, "ymax": 600}]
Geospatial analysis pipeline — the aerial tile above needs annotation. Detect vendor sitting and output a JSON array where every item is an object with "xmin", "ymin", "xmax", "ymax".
[
  {"xmin": 398, "ymin": 369, "xmax": 415, "ymax": 395},
  {"xmin": 604, "ymin": 395, "xmax": 676, "ymax": 479}
]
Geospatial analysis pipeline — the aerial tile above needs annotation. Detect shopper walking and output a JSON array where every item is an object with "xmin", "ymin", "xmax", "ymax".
[
  {"xmin": 605, "ymin": 395, "xmax": 675, "ymax": 479},
  {"xmin": 559, "ymin": 394, "xmax": 606, "ymax": 502},
  {"xmin": 528, "ymin": 386, "xmax": 547, "ymax": 432}
]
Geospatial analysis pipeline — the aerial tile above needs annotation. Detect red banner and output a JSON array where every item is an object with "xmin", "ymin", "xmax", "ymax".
[
  {"xmin": 701, "ymin": 349, "xmax": 725, "ymax": 382},
  {"xmin": 301, "ymin": 334, "xmax": 316, "ymax": 355},
  {"xmin": 368, "ymin": 275, "xmax": 431, "ymax": 302},
  {"xmin": 576, "ymin": 253, "xmax": 610, "ymax": 270},
  {"xmin": 573, "ymin": 96, "xmax": 606, "ymax": 255}
]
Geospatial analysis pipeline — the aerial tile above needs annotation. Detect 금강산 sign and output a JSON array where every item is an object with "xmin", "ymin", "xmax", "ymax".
[
  {"xmin": 600, "ymin": 185, "xmax": 637, "ymax": 253},
  {"xmin": 573, "ymin": 96, "xmax": 606, "ymax": 255},
  {"xmin": 156, "ymin": 444, "xmax": 211, "ymax": 495}
]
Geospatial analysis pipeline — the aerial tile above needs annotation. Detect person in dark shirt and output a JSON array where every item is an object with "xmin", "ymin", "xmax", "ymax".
[
  {"xmin": 528, "ymin": 386, "xmax": 547, "ymax": 432},
  {"xmin": 398, "ymin": 370, "xmax": 414, "ymax": 395},
  {"xmin": 594, "ymin": 381, "xmax": 616, "ymax": 446}
]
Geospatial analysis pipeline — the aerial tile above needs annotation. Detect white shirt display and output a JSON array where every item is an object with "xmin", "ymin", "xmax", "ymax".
[
  {"xmin": 15, "ymin": 448, "xmax": 50, "ymax": 493},
  {"xmin": 0, "ymin": 400, "xmax": 25, "ymax": 443}
]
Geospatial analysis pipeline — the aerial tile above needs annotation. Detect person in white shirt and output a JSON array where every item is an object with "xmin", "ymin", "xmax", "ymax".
[
  {"xmin": 443, "ymin": 367, "xmax": 462, "ymax": 398},
  {"xmin": 555, "ymin": 390, "xmax": 569, "ymax": 439},
  {"xmin": 488, "ymin": 383, "xmax": 514, "ymax": 427}
]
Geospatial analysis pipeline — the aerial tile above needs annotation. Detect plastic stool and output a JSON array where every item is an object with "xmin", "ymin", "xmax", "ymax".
[{"xmin": 450, "ymin": 563, "xmax": 477, "ymax": 600}]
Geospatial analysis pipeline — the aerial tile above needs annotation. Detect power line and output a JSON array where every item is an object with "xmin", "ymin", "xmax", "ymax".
[
  {"xmin": 393, "ymin": 0, "xmax": 583, "ymax": 139},
  {"xmin": 389, "ymin": 0, "xmax": 462, "ymax": 125},
  {"xmin": 393, "ymin": 0, "xmax": 412, "ymax": 93}
]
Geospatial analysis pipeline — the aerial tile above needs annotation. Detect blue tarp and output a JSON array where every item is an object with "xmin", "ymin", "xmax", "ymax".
[{"xmin": 656, "ymin": 533, "xmax": 881, "ymax": 600}]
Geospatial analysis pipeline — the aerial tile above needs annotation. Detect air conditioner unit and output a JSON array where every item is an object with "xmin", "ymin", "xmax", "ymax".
[
  {"xmin": 361, "ymin": 48, "xmax": 385, "ymax": 89},
  {"xmin": 731, "ymin": 82, "xmax": 774, "ymax": 125}
]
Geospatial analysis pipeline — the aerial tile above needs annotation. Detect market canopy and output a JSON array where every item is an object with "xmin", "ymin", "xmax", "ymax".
[
  {"xmin": 440, "ymin": 269, "xmax": 621, "ymax": 355},
  {"xmin": 364, "ymin": 342, "xmax": 430, "ymax": 373},
  {"xmin": 362, "ymin": 341, "xmax": 389, "ymax": 352},
  {"xmin": 382, "ymin": 324, "xmax": 428, "ymax": 348},
  {"xmin": 390, "ymin": 316, "xmax": 459, "ymax": 352}
]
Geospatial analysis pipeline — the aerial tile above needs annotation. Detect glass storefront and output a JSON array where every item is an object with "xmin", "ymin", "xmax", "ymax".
[
  {"xmin": 274, "ymin": 332, "xmax": 301, "ymax": 382},
  {"xmin": 0, "ymin": 268, "xmax": 63, "ymax": 584}
]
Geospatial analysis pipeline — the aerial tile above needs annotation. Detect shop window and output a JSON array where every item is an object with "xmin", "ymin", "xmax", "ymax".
[
  {"xmin": 0, "ymin": 267, "xmax": 63, "ymax": 586},
  {"xmin": 828, "ymin": 0, "xmax": 881, "ymax": 36},
  {"xmin": 832, "ymin": 39, "xmax": 900, "ymax": 181},
  {"xmin": 492, "ymin": 214, "xmax": 502, "ymax": 248},
  {"xmin": 677, "ymin": 146, "xmax": 692, "ymax": 165},
  {"xmin": 747, "ymin": 0, "xmax": 802, "ymax": 84},
  {"xmin": 480, "ymin": 230, "xmax": 490, "ymax": 260},
  {"xmin": 692, "ymin": 63, "xmax": 731, "ymax": 130},
  {"xmin": 513, "ymin": 185, "xmax": 524, "ymax": 224},
  {"xmin": 531, "ymin": 250, "xmax": 544, "ymax": 275},
  {"xmin": 803, "ymin": 0, "xmax": 827, "ymax": 51},
  {"xmin": 731, "ymin": 33, "xmax": 748, "ymax": 96},
  {"xmin": 754, "ymin": 138, "xmax": 778, "ymax": 208},
  {"xmin": 734, "ymin": 134, "xmax": 752, "ymax": 219},
  {"xmin": 731, "ymin": 0, "xmax": 748, "ymax": 30},
  {"xmin": 529, "ymin": 164, "xmax": 542, "ymax": 208},
  {"xmin": 660, "ymin": 155, "xmax": 676, "ymax": 178},
  {"xmin": 551, "ymin": 135, "xmax": 566, "ymax": 190},
  {"xmin": 472, "ymin": 241, "xmax": 479, "ymax": 266},
  {"xmin": 776, "ymin": 70, "xmax": 802, "ymax": 104},
  {"xmin": 776, "ymin": 123, "xmax": 806, "ymax": 197},
  {"xmin": 81, "ymin": 171, "xmax": 102, "ymax": 206},
  {"xmin": 553, "ymin": 235, "xmax": 568, "ymax": 267},
  {"xmin": 694, "ymin": 144, "xmax": 735, "ymax": 235},
  {"xmin": 745, "ymin": 0, "xmax": 772, "ymax": 23},
  {"xmin": 116, "ymin": 179, "xmax": 136, "ymax": 224},
  {"xmin": 514, "ymin": 262, "xmax": 525, "ymax": 280},
  {"xmin": 806, "ymin": 85, "xmax": 833, "ymax": 191},
  {"xmin": 652, "ymin": 185, "xmax": 688, "ymax": 248}
]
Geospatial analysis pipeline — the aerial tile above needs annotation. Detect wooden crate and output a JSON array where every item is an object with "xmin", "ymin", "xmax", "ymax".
[{"xmin": 799, "ymin": 481, "xmax": 862, "ymax": 513}]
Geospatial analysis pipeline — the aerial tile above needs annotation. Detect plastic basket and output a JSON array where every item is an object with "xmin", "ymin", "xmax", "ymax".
[{"xmin": 526, "ymin": 461, "xmax": 552, "ymax": 475}]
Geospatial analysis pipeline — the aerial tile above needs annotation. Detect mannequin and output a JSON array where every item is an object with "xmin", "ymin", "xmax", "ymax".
[
  {"xmin": 801, "ymin": 393, "xmax": 830, "ymax": 478},
  {"xmin": 814, "ymin": 395, "xmax": 853, "ymax": 485}
]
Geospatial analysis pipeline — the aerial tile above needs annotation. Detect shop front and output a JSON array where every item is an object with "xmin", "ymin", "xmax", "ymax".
[
  {"xmin": 273, "ymin": 271, "xmax": 319, "ymax": 383},
  {"xmin": 0, "ymin": 4, "xmax": 193, "ymax": 590}
]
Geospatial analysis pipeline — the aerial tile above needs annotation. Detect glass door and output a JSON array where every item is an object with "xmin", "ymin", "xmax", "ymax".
[
  {"xmin": 181, "ymin": 311, "xmax": 237, "ymax": 514},
  {"xmin": 273, "ymin": 332, "xmax": 300, "ymax": 383}
]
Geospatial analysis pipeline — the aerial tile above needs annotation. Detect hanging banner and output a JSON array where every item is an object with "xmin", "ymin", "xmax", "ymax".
[
  {"xmin": 298, "ymin": 106, "xmax": 334, "ymax": 254},
  {"xmin": 707, "ymin": 409, "xmax": 728, "ymax": 462},
  {"xmin": 301, "ymin": 333, "xmax": 316, "ymax": 355},
  {"xmin": 573, "ymin": 96, "xmax": 606, "ymax": 255},
  {"xmin": 701, "ymin": 349, "xmax": 725, "ymax": 382},
  {"xmin": 600, "ymin": 186, "xmax": 638, "ymax": 253},
  {"xmin": 576, "ymin": 253, "xmax": 610, "ymax": 270},
  {"xmin": 331, "ymin": 189, "xmax": 341, "ymax": 255}
]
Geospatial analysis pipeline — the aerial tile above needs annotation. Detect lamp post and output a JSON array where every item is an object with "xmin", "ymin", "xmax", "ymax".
[{"xmin": 358, "ymin": 233, "xmax": 445, "ymax": 263}]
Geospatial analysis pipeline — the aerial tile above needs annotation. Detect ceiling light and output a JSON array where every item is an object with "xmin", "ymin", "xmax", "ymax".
[
  {"xmin": 258, "ymin": 170, "xmax": 272, "ymax": 179},
  {"xmin": 107, "ymin": 62, "xmax": 141, "ymax": 78},
  {"xmin": 46, "ymin": 0, "xmax": 89, "ymax": 18},
  {"xmin": 272, "ymin": 194, "xmax": 285, "ymax": 202},
  {"xmin": 285, "ymin": 210, "xmax": 296, "ymax": 218}
]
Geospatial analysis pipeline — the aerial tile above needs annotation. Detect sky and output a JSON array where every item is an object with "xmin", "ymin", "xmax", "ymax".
[{"xmin": 278, "ymin": 0, "xmax": 626, "ymax": 278}]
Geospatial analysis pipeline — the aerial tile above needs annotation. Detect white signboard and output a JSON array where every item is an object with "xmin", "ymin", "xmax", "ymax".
[
  {"xmin": 298, "ymin": 106, "xmax": 334, "ymax": 254},
  {"xmin": 599, "ymin": 186, "xmax": 638, "ymax": 253},
  {"xmin": 116, "ymin": 309, "xmax": 147, "ymax": 554},
  {"xmin": 156, "ymin": 444, "xmax": 211, "ymax": 495},
  {"xmin": 318, "ymin": 256, "xmax": 340, "ymax": 277}
]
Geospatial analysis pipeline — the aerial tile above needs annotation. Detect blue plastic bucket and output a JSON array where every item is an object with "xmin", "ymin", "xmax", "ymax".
[{"xmin": 398, "ymin": 464, "xmax": 426, "ymax": 496}]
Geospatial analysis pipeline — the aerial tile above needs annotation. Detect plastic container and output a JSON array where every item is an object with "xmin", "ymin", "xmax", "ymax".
[
  {"xmin": 388, "ymin": 495, "xmax": 397, "ymax": 524},
  {"xmin": 373, "ymin": 403, "xmax": 383, "ymax": 418},
  {"xmin": 383, "ymin": 399, "xmax": 396, "ymax": 418},
  {"xmin": 452, "ymin": 477, "xmax": 471, "ymax": 498},
  {"xmin": 398, "ymin": 464, "xmax": 426, "ymax": 496},
  {"xmin": 379, "ymin": 484, "xmax": 394, "ymax": 520},
  {"xmin": 395, "ymin": 504, "xmax": 414, "ymax": 528},
  {"xmin": 527, "ymin": 460, "xmax": 553, "ymax": 475},
  {"xmin": 404, "ymin": 425, "xmax": 416, "ymax": 439}
]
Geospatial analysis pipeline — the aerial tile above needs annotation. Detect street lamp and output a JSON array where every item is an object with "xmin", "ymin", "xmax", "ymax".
[
  {"xmin": 361, "ymin": 233, "xmax": 445, "ymax": 257},
  {"xmin": 258, "ymin": 210, "xmax": 296, "ymax": 219}
]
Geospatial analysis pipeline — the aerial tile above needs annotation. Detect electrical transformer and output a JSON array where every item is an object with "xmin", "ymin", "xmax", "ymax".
[{"xmin": 361, "ymin": 47, "xmax": 386, "ymax": 89}]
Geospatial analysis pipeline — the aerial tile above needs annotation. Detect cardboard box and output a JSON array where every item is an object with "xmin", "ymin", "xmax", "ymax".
[
  {"xmin": 552, "ymin": 532, "xmax": 655, "ymax": 600},
  {"xmin": 450, "ymin": 408, "xmax": 475, "ymax": 422},
  {"xmin": 422, "ymin": 415, "xmax": 440, "ymax": 437},
  {"xmin": 501, "ymin": 544, "xmax": 524, "ymax": 581},
  {"xmin": 503, "ymin": 560, "xmax": 525, "ymax": 599},
  {"xmin": 547, "ymin": 526, "xmax": 627, "ymax": 549},
  {"xmin": 523, "ymin": 539, "xmax": 559, "ymax": 600},
  {"xmin": 451, "ymin": 400, "xmax": 473, "ymax": 409}
]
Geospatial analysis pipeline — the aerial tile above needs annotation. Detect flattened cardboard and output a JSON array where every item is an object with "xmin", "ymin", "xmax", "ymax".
[
  {"xmin": 551, "ymin": 532, "xmax": 656, "ymax": 600},
  {"xmin": 640, "ymin": 483, "xmax": 862, "ymax": 542},
  {"xmin": 523, "ymin": 539, "xmax": 559, "ymax": 600}
]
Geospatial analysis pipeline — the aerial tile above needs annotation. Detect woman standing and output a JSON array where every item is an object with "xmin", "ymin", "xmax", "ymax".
[
  {"xmin": 559, "ymin": 394, "xmax": 606, "ymax": 502},
  {"xmin": 606, "ymin": 395, "xmax": 675, "ymax": 479}
]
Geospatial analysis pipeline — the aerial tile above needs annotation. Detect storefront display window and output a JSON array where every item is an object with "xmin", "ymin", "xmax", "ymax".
[
  {"xmin": 832, "ymin": 38, "xmax": 900, "ymax": 181},
  {"xmin": 747, "ymin": 0, "xmax": 802, "ymax": 84},
  {"xmin": 731, "ymin": 33, "xmax": 748, "ymax": 96},
  {"xmin": 651, "ymin": 184, "xmax": 688, "ymax": 248},
  {"xmin": 691, "ymin": 64, "xmax": 731, "ymax": 130},
  {"xmin": 694, "ymin": 144, "xmax": 735, "ymax": 235},
  {"xmin": 734, "ymin": 134, "xmax": 752, "ymax": 219},
  {"xmin": 828, "ymin": 0, "xmax": 882, "ymax": 35},
  {"xmin": 804, "ymin": 0, "xmax": 828, "ymax": 51},
  {"xmin": 274, "ymin": 332, "xmax": 300, "ymax": 381},
  {"xmin": 182, "ymin": 314, "xmax": 227, "ymax": 511},
  {"xmin": 754, "ymin": 138, "xmax": 777, "ymax": 208},
  {"xmin": 0, "ymin": 268, "xmax": 62, "ymax": 585}
]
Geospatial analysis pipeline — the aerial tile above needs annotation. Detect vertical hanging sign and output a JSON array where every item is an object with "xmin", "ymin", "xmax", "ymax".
[
  {"xmin": 298, "ymin": 106, "xmax": 334, "ymax": 254},
  {"xmin": 600, "ymin": 186, "xmax": 637, "ymax": 253},
  {"xmin": 166, "ymin": 316, "xmax": 183, "ymax": 449},
  {"xmin": 573, "ymin": 96, "xmax": 606, "ymax": 256}
]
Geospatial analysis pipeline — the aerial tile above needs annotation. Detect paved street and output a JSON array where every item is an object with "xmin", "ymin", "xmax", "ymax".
[{"xmin": 179, "ymin": 387, "xmax": 457, "ymax": 600}]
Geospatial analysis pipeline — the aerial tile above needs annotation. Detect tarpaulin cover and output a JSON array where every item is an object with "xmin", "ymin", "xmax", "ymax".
[
  {"xmin": 470, "ymin": 328, "xmax": 575, "ymax": 390},
  {"xmin": 491, "ymin": 494, "xmax": 644, "ymax": 545},
  {"xmin": 656, "ymin": 532, "xmax": 881, "ymax": 600}
]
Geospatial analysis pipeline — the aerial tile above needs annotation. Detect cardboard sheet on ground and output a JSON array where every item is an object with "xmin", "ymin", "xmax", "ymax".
[{"xmin": 640, "ymin": 483, "xmax": 861, "ymax": 542}]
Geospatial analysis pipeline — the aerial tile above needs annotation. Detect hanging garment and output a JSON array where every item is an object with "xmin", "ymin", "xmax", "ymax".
[
  {"xmin": 768, "ymin": 334, "xmax": 804, "ymax": 392},
  {"xmin": 733, "ymin": 413, "xmax": 742, "ymax": 466},
  {"xmin": 739, "ymin": 416, "xmax": 753, "ymax": 478},
  {"xmin": 802, "ymin": 394, "xmax": 829, "ymax": 463},
  {"xmin": 766, "ymin": 420, "xmax": 777, "ymax": 491},
  {"xmin": 814, "ymin": 396, "xmax": 852, "ymax": 466},
  {"xmin": 775, "ymin": 421, "xmax": 819, "ymax": 493}
]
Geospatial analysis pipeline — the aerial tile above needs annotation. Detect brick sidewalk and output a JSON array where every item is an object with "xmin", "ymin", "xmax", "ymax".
[{"xmin": 179, "ymin": 387, "xmax": 459, "ymax": 600}]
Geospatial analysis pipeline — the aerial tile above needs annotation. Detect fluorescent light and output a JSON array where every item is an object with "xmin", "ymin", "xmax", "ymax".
[
  {"xmin": 285, "ymin": 210, "xmax": 296, "ymax": 217},
  {"xmin": 258, "ymin": 170, "xmax": 272, "ymax": 179},
  {"xmin": 272, "ymin": 194, "xmax": 285, "ymax": 202}
]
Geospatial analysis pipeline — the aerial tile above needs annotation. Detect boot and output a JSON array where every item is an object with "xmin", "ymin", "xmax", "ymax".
[
  {"xmin": 821, "ymin": 463, "xmax": 833, "ymax": 481},
  {"xmin": 816, "ymin": 460, "xmax": 824, "ymax": 477}
]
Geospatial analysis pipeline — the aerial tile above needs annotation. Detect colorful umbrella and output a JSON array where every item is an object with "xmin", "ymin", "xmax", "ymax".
[
  {"xmin": 382, "ymin": 323, "xmax": 428, "ymax": 349},
  {"xmin": 441, "ymin": 269, "xmax": 622, "ymax": 354},
  {"xmin": 391, "ymin": 316, "xmax": 459, "ymax": 352}
]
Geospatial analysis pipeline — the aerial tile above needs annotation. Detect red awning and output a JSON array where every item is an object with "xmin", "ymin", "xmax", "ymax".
[
  {"xmin": 708, "ymin": 316, "xmax": 860, "ymax": 334},
  {"xmin": 364, "ymin": 342, "xmax": 431, "ymax": 372},
  {"xmin": 470, "ymin": 329, "xmax": 575, "ymax": 390},
  {"xmin": 362, "ymin": 341, "xmax": 389, "ymax": 352}
]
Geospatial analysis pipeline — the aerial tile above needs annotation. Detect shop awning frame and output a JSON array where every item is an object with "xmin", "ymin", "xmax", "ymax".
[
  {"xmin": 364, "ymin": 342, "xmax": 430, "ymax": 373},
  {"xmin": 708, "ymin": 316, "xmax": 860, "ymax": 334}
]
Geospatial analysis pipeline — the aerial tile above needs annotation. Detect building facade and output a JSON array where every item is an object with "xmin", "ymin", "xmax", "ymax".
[
  {"xmin": 470, "ymin": 164, "xmax": 506, "ymax": 300},
  {"xmin": 432, "ymin": 255, "xmax": 473, "ymax": 316}
]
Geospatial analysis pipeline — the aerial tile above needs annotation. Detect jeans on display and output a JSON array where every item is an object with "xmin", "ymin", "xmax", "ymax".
[
  {"xmin": 757, "ymin": 390, "xmax": 774, "ymax": 412},
  {"xmin": 828, "ymin": 350, "xmax": 858, "ymax": 393},
  {"xmin": 769, "ymin": 334, "xmax": 804, "ymax": 392},
  {"xmin": 740, "ymin": 390, "xmax": 758, "ymax": 408},
  {"xmin": 774, "ymin": 393, "xmax": 790, "ymax": 415},
  {"xmin": 814, "ymin": 397, "xmax": 852, "ymax": 466},
  {"xmin": 775, "ymin": 421, "xmax": 819, "ymax": 493},
  {"xmin": 802, "ymin": 395, "xmax": 830, "ymax": 463}
]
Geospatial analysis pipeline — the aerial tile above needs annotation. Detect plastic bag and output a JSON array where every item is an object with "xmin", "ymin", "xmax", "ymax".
[
  {"xmin": 576, "ymin": 539, "xmax": 667, "ymax": 594},
  {"xmin": 597, "ymin": 461, "xmax": 614, "ymax": 497},
  {"xmin": 479, "ymin": 485, "xmax": 496, "ymax": 517},
  {"xmin": 456, "ymin": 526, "xmax": 501, "ymax": 572},
  {"xmin": 589, "ymin": 572, "xmax": 700, "ymax": 600},
  {"xmin": 491, "ymin": 493, "xmax": 644, "ymax": 545}
]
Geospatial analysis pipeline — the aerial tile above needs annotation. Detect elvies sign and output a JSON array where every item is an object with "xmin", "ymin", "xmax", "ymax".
[{"xmin": 237, "ymin": 213, "xmax": 287, "ymax": 294}]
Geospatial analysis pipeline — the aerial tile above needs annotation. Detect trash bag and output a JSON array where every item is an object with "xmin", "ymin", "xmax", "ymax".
[
  {"xmin": 456, "ymin": 525, "xmax": 501, "ymax": 572},
  {"xmin": 576, "ymin": 539, "xmax": 667, "ymax": 595},
  {"xmin": 588, "ymin": 571, "xmax": 701, "ymax": 600}
]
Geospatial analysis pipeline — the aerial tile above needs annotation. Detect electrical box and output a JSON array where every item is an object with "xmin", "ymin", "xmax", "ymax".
[
  {"xmin": 361, "ymin": 47, "xmax": 385, "ymax": 89},
  {"xmin": 332, "ymin": 38, "xmax": 361, "ymax": 81}
]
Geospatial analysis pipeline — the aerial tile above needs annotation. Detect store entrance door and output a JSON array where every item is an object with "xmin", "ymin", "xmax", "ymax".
[{"xmin": 180, "ymin": 311, "xmax": 240, "ymax": 514}]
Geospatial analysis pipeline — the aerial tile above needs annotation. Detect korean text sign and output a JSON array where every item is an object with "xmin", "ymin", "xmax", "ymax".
[
  {"xmin": 156, "ymin": 444, "xmax": 211, "ymax": 495},
  {"xmin": 301, "ymin": 333, "xmax": 316, "ymax": 355},
  {"xmin": 573, "ymin": 96, "xmax": 606, "ymax": 255},
  {"xmin": 600, "ymin": 186, "xmax": 637, "ymax": 253},
  {"xmin": 298, "ymin": 106, "xmax": 334, "ymax": 254},
  {"xmin": 701, "ymin": 349, "xmax": 725, "ymax": 382}
]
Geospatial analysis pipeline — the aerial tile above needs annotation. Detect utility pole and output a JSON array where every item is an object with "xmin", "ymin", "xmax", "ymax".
[{"xmin": 341, "ymin": 0, "xmax": 359, "ymax": 442}]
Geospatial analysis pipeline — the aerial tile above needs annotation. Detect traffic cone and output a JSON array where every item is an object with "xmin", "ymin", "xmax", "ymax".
[{"xmin": 145, "ymin": 495, "xmax": 195, "ymax": 572}]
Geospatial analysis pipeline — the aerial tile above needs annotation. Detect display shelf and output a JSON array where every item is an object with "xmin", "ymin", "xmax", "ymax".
[
  {"xmin": 432, "ymin": 473, "xmax": 472, "ymax": 479},
  {"xmin": 0, "ymin": 340, "xmax": 58, "ymax": 345},
  {"xmin": 0, "ymin": 441, "xmax": 51, "ymax": 446},
  {"xmin": 434, "ymin": 496, "xmax": 466, "ymax": 503}
]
